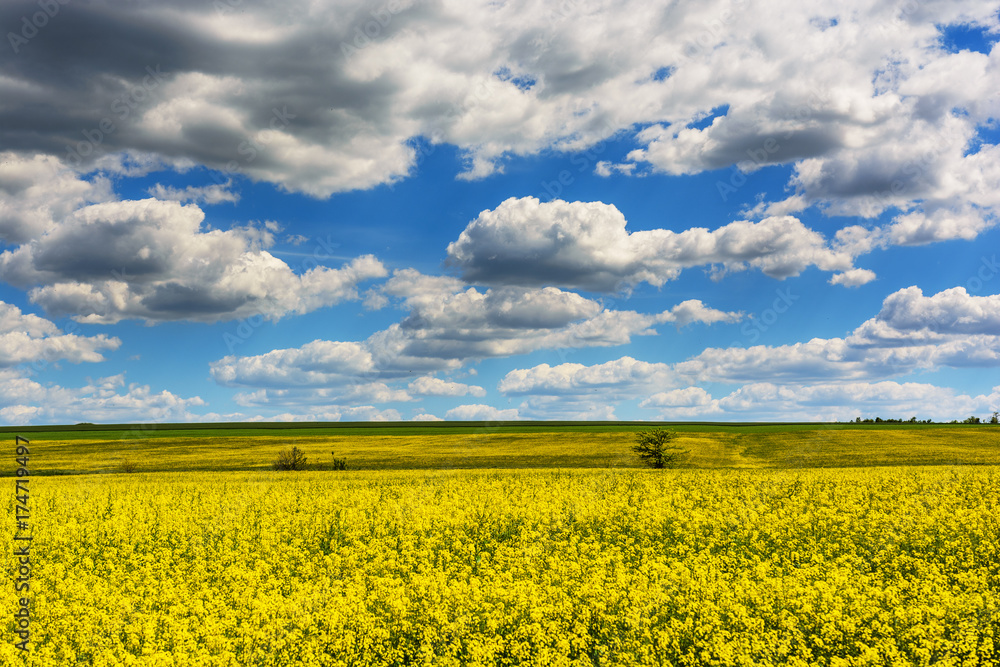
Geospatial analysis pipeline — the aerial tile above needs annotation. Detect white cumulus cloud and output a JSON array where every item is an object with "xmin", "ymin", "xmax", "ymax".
[
  {"xmin": 446, "ymin": 197, "xmax": 870, "ymax": 290},
  {"xmin": 444, "ymin": 404, "xmax": 520, "ymax": 421}
]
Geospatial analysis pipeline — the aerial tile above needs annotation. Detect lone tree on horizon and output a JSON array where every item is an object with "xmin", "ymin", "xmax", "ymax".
[{"xmin": 632, "ymin": 428, "xmax": 684, "ymax": 469}]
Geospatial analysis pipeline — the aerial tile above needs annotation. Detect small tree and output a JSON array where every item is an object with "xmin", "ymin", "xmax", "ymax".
[
  {"xmin": 632, "ymin": 429, "xmax": 684, "ymax": 469},
  {"xmin": 120, "ymin": 456, "xmax": 139, "ymax": 473},
  {"xmin": 273, "ymin": 446, "xmax": 308, "ymax": 471},
  {"xmin": 331, "ymin": 451, "xmax": 347, "ymax": 471}
]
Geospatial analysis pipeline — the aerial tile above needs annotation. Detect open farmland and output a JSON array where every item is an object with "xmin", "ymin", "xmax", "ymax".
[
  {"xmin": 2, "ymin": 422, "xmax": 1000, "ymax": 665},
  {"xmin": 3, "ymin": 421, "xmax": 1000, "ymax": 475}
]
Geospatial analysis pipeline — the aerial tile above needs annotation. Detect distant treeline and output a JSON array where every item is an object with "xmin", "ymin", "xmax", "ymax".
[{"xmin": 851, "ymin": 413, "xmax": 999, "ymax": 425}]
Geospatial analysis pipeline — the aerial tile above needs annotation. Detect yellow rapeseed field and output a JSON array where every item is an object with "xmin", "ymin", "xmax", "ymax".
[{"xmin": 3, "ymin": 466, "xmax": 999, "ymax": 666}]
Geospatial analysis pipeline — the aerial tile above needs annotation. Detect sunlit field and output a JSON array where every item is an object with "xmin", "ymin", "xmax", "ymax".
[
  {"xmin": 5, "ymin": 422, "xmax": 1000, "ymax": 475},
  {"xmin": 4, "ymin": 464, "xmax": 999, "ymax": 666}
]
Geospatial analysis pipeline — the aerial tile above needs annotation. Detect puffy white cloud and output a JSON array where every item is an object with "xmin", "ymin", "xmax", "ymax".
[
  {"xmin": 494, "ymin": 282, "xmax": 1000, "ymax": 420},
  {"xmin": 446, "ymin": 197, "xmax": 869, "ymax": 290},
  {"xmin": 211, "ymin": 252, "xmax": 742, "ymax": 415},
  {"xmin": 211, "ymin": 340, "xmax": 375, "ymax": 387},
  {"xmin": 264, "ymin": 406, "xmax": 402, "ymax": 422},
  {"xmin": 358, "ymin": 271, "xmax": 741, "ymax": 373},
  {"xmin": 0, "ymin": 199, "xmax": 386, "ymax": 323},
  {"xmin": 675, "ymin": 335, "xmax": 1000, "ymax": 383},
  {"xmin": 675, "ymin": 283, "xmax": 1000, "ymax": 381},
  {"xmin": 411, "ymin": 412, "xmax": 444, "ymax": 421},
  {"xmin": 594, "ymin": 161, "xmax": 636, "ymax": 177},
  {"xmin": 207, "ymin": 263, "xmax": 1000, "ymax": 423},
  {"xmin": 710, "ymin": 381, "xmax": 1000, "ymax": 423},
  {"xmin": 640, "ymin": 386, "xmax": 716, "ymax": 408},
  {"xmin": 513, "ymin": 396, "xmax": 618, "ymax": 421},
  {"xmin": 401, "ymin": 285, "xmax": 602, "ymax": 331},
  {"xmin": 0, "ymin": 302, "xmax": 57, "ymax": 338},
  {"xmin": 504, "ymin": 365, "xmax": 1000, "ymax": 423},
  {"xmin": 367, "ymin": 301, "xmax": 737, "ymax": 374},
  {"xmin": 637, "ymin": 387, "xmax": 722, "ymax": 419},
  {"xmin": 768, "ymin": 86, "xmax": 1000, "ymax": 245},
  {"xmin": 0, "ymin": 152, "xmax": 113, "ymax": 243},
  {"xmin": 215, "ymin": 275, "xmax": 728, "ymax": 389},
  {"xmin": 408, "ymin": 376, "xmax": 486, "ymax": 397},
  {"xmin": 366, "ymin": 268, "xmax": 466, "ymax": 311},
  {"xmin": 622, "ymin": 5, "xmax": 1000, "ymax": 243},
  {"xmin": 0, "ymin": 370, "xmax": 206, "ymax": 425},
  {"xmin": 499, "ymin": 356, "xmax": 677, "ymax": 397},
  {"xmin": 232, "ymin": 382, "xmax": 412, "ymax": 408},
  {"xmin": 842, "ymin": 286, "xmax": 1000, "ymax": 369},
  {"xmin": 208, "ymin": 279, "xmax": 1000, "ymax": 421},
  {"xmin": 147, "ymin": 181, "xmax": 240, "ymax": 205},
  {"xmin": 887, "ymin": 204, "xmax": 996, "ymax": 246},
  {"xmin": 673, "ymin": 339, "xmax": 876, "ymax": 383},
  {"xmin": 658, "ymin": 300, "xmax": 743, "ymax": 327},
  {"xmin": 630, "ymin": 380, "xmax": 1000, "ymax": 422},
  {"xmin": 871, "ymin": 286, "xmax": 1000, "ymax": 336},
  {"xmin": 444, "ymin": 404, "xmax": 520, "ymax": 421},
  {"xmin": 829, "ymin": 268, "xmax": 877, "ymax": 287},
  {"xmin": 509, "ymin": 371, "xmax": 997, "ymax": 423},
  {"xmin": 0, "ymin": 301, "xmax": 119, "ymax": 366}
]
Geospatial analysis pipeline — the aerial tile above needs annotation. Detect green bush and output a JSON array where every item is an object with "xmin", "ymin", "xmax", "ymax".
[
  {"xmin": 331, "ymin": 451, "xmax": 347, "ymax": 471},
  {"xmin": 273, "ymin": 446, "xmax": 308, "ymax": 471}
]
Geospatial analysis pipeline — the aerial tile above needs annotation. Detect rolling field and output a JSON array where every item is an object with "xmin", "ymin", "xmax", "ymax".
[
  {"xmin": 2, "ymin": 423, "xmax": 1000, "ymax": 665},
  {"xmin": 3, "ymin": 422, "xmax": 1000, "ymax": 474}
]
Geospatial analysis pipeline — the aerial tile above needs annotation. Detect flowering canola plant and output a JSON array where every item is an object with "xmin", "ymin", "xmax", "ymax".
[{"xmin": 2, "ymin": 467, "xmax": 998, "ymax": 666}]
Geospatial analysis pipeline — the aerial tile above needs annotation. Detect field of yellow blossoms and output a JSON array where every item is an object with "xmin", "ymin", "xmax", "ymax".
[{"xmin": 3, "ymin": 466, "xmax": 999, "ymax": 666}]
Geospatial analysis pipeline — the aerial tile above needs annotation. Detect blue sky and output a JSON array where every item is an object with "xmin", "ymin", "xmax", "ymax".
[{"xmin": 1, "ymin": 0, "xmax": 1000, "ymax": 424}]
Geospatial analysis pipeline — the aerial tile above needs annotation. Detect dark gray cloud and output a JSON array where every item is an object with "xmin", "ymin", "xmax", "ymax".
[
  {"xmin": 0, "ymin": 198, "xmax": 387, "ymax": 323},
  {"xmin": 0, "ymin": 0, "xmax": 996, "ymax": 236},
  {"xmin": 1, "ymin": 0, "xmax": 422, "ymax": 193}
]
